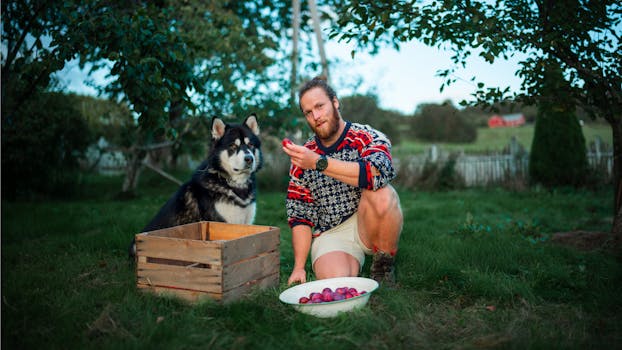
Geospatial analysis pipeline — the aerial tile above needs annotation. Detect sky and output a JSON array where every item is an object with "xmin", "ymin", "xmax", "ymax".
[
  {"xmin": 56, "ymin": 38, "xmax": 525, "ymax": 116},
  {"xmin": 325, "ymin": 40, "xmax": 525, "ymax": 114}
]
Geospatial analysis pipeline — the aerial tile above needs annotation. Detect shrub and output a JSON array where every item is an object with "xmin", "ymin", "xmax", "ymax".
[
  {"xmin": 529, "ymin": 63, "xmax": 588, "ymax": 187},
  {"xmin": 412, "ymin": 102, "xmax": 477, "ymax": 143},
  {"xmin": 339, "ymin": 94, "xmax": 402, "ymax": 145},
  {"xmin": 2, "ymin": 92, "xmax": 94, "ymax": 198}
]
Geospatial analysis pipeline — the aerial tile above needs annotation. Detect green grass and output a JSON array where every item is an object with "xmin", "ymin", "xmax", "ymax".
[
  {"xmin": 394, "ymin": 123, "xmax": 611, "ymax": 155},
  {"xmin": 2, "ymin": 174, "xmax": 621, "ymax": 349}
]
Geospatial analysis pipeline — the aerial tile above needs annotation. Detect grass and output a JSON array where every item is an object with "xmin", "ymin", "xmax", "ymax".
[
  {"xmin": 2, "ymin": 173, "xmax": 621, "ymax": 349},
  {"xmin": 394, "ymin": 123, "xmax": 611, "ymax": 156}
]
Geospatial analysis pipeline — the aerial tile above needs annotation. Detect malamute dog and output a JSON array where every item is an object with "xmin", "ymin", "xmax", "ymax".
[{"xmin": 129, "ymin": 114, "xmax": 262, "ymax": 257}]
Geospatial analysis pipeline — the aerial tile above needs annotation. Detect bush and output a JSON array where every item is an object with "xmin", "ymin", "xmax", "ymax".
[
  {"xmin": 339, "ymin": 94, "xmax": 403, "ymax": 145},
  {"xmin": 2, "ymin": 92, "xmax": 94, "ymax": 198},
  {"xmin": 529, "ymin": 64, "xmax": 588, "ymax": 187},
  {"xmin": 411, "ymin": 154, "xmax": 465, "ymax": 191},
  {"xmin": 412, "ymin": 102, "xmax": 477, "ymax": 143}
]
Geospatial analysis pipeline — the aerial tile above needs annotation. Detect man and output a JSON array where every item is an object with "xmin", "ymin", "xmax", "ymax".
[{"xmin": 282, "ymin": 76, "xmax": 403, "ymax": 286}]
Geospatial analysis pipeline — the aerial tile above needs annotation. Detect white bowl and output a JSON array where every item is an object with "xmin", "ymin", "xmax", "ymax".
[{"xmin": 279, "ymin": 277, "xmax": 379, "ymax": 318}]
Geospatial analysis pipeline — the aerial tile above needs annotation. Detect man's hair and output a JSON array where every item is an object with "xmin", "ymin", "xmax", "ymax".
[{"xmin": 298, "ymin": 76, "xmax": 337, "ymax": 111}]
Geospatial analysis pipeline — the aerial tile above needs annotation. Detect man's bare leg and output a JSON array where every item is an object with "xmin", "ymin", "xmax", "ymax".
[
  {"xmin": 313, "ymin": 251, "xmax": 360, "ymax": 279},
  {"xmin": 357, "ymin": 185, "xmax": 403, "ymax": 253},
  {"xmin": 357, "ymin": 185, "xmax": 403, "ymax": 283}
]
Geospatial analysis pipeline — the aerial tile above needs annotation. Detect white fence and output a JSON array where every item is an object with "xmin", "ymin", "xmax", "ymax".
[
  {"xmin": 84, "ymin": 136, "xmax": 614, "ymax": 188},
  {"xmin": 395, "ymin": 141, "xmax": 613, "ymax": 187}
]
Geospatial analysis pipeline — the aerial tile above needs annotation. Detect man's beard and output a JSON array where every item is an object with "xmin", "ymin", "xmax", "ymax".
[{"xmin": 311, "ymin": 103, "xmax": 340, "ymax": 142}]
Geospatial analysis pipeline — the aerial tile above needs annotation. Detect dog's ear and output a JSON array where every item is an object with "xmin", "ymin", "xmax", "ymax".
[
  {"xmin": 244, "ymin": 114, "xmax": 260, "ymax": 136},
  {"xmin": 211, "ymin": 117, "xmax": 226, "ymax": 140}
]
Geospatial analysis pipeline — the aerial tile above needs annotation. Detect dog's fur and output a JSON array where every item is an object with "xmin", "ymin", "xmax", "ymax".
[{"xmin": 129, "ymin": 114, "xmax": 262, "ymax": 257}]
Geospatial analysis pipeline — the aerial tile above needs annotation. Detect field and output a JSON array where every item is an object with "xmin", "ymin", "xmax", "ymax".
[
  {"xmin": 394, "ymin": 123, "xmax": 611, "ymax": 156},
  {"xmin": 2, "ymin": 174, "xmax": 621, "ymax": 349}
]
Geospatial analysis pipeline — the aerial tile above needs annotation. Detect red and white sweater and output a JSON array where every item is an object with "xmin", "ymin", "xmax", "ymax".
[{"xmin": 286, "ymin": 122, "xmax": 396, "ymax": 236}]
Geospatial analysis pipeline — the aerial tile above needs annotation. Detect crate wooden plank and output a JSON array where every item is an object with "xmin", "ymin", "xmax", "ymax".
[
  {"xmin": 140, "ymin": 222, "xmax": 202, "ymax": 240},
  {"xmin": 137, "ymin": 261, "xmax": 224, "ymax": 293},
  {"xmin": 136, "ymin": 235, "xmax": 223, "ymax": 265},
  {"xmin": 137, "ymin": 284, "xmax": 221, "ymax": 303},
  {"xmin": 221, "ymin": 228, "xmax": 280, "ymax": 265},
  {"xmin": 222, "ymin": 251, "xmax": 280, "ymax": 291},
  {"xmin": 200, "ymin": 222, "xmax": 208, "ymax": 241},
  {"xmin": 138, "ymin": 272, "xmax": 279, "ymax": 304},
  {"xmin": 208, "ymin": 222, "xmax": 275, "ymax": 240},
  {"xmin": 220, "ymin": 272, "xmax": 280, "ymax": 304}
]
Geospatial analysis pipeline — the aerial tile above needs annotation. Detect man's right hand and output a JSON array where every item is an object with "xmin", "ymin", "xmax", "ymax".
[{"xmin": 287, "ymin": 268, "xmax": 307, "ymax": 286}]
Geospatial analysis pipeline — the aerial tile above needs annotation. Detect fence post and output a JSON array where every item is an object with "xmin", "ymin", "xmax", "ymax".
[{"xmin": 429, "ymin": 144, "xmax": 438, "ymax": 162}]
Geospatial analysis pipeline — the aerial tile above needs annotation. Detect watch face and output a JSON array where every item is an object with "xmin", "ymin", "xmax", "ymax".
[{"xmin": 317, "ymin": 156, "xmax": 328, "ymax": 171}]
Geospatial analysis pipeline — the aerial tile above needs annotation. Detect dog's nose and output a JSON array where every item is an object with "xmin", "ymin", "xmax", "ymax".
[{"xmin": 244, "ymin": 154, "xmax": 254, "ymax": 165}]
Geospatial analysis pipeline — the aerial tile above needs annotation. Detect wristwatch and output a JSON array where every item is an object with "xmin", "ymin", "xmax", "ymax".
[{"xmin": 315, "ymin": 155, "xmax": 328, "ymax": 172}]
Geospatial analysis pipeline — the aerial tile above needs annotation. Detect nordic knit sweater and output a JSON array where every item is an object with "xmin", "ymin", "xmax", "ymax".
[{"xmin": 286, "ymin": 121, "xmax": 396, "ymax": 236}]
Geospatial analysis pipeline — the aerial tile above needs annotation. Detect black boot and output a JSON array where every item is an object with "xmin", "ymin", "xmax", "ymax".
[{"xmin": 370, "ymin": 251, "xmax": 396, "ymax": 285}]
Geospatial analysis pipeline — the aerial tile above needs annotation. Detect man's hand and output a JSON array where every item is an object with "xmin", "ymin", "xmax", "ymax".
[
  {"xmin": 282, "ymin": 139, "xmax": 320, "ymax": 170},
  {"xmin": 287, "ymin": 267, "xmax": 307, "ymax": 286}
]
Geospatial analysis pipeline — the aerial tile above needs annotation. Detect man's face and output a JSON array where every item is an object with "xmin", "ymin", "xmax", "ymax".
[{"xmin": 300, "ymin": 87, "xmax": 341, "ymax": 142}]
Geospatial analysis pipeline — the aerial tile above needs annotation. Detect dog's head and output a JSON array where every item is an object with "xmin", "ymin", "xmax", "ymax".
[{"xmin": 209, "ymin": 114, "xmax": 262, "ymax": 184}]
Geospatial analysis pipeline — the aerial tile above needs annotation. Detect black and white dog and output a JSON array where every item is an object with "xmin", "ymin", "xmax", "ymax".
[{"xmin": 129, "ymin": 114, "xmax": 262, "ymax": 257}]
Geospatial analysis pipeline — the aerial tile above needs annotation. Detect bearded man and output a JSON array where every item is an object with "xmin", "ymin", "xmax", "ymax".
[{"xmin": 282, "ymin": 76, "xmax": 403, "ymax": 286}]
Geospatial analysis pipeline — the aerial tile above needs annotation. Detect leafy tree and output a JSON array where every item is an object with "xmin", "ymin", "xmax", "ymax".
[
  {"xmin": 529, "ymin": 61, "xmax": 588, "ymax": 187},
  {"xmin": 2, "ymin": 0, "xmax": 297, "ymax": 196},
  {"xmin": 2, "ymin": 92, "xmax": 93, "ymax": 198},
  {"xmin": 327, "ymin": 0, "xmax": 622, "ymax": 239},
  {"xmin": 339, "ymin": 94, "xmax": 402, "ymax": 144},
  {"xmin": 413, "ymin": 102, "xmax": 477, "ymax": 143}
]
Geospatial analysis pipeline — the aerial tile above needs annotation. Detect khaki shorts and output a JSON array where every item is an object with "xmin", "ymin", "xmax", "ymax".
[{"xmin": 310, "ymin": 213, "xmax": 374, "ymax": 270}]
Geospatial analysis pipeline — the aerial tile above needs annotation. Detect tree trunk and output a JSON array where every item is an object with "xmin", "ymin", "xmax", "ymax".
[
  {"xmin": 121, "ymin": 146, "xmax": 146, "ymax": 196},
  {"xmin": 610, "ymin": 116, "xmax": 622, "ymax": 247},
  {"xmin": 291, "ymin": 0, "xmax": 301, "ymax": 105},
  {"xmin": 308, "ymin": 0, "xmax": 329, "ymax": 82}
]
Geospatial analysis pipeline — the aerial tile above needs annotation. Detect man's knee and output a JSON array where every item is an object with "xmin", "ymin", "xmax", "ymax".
[{"xmin": 361, "ymin": 185, "xmax": 401, "ymax": 217}]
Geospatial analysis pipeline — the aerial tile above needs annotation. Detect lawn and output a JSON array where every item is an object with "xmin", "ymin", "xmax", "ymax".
[
  {"xmin": 2, "ymin": 174, "xmax": 621, "ymax": 349},
  {"xmin": 394, "ymin": 123, "xmax": 611, "ymax": 156}
]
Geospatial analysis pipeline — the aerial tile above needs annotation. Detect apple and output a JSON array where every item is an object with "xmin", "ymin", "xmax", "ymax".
[{"xmin": 282, "ymin": 138, "xmax": 293, "ymax": 147}]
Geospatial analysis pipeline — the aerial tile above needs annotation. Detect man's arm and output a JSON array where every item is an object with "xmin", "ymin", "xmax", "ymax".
[
  {"xmin": 282, "ymin": 143, "xmax": 380, "ymax": 188},
  {"xmin": 288, "ymin": 224, "xmax": 312, "ymax": 285}
]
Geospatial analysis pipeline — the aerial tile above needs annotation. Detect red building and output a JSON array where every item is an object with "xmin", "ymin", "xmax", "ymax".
[{"xmin": 488, "ymin": 113, "xmax": 526, "ymax": 128}]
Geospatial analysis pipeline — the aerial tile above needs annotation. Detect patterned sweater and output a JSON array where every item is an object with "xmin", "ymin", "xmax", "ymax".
[{"xmin": 286, "ymin": 122, "xmax": 396, "ymax": 236}]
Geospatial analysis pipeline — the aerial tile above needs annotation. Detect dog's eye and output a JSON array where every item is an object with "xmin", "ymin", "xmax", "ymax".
[{"xmin": 229, "ymin": 144, "xmax": 238, "ymax": 151}]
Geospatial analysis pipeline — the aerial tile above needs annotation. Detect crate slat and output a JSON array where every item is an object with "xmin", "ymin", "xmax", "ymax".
[
  {"xmin": 136, "ymin": 235, "xmax": 223, "ymax": 265},
  {"xmin": 137, "ymin": 284, "xmax": 221, "ymax": 302},
  {"xmin": 219, "ymin": 272, "xmax": 280, "ymax": 304},
  {"xmin": 222, "ymin": 251, "xmax": 279, "ymax": 291},
  {"xmin": 140, "ymin": 222, "xmax": 203, "ymax": 240},
  {"xmin": 208, "ymin": 222, "xmax": 274, "ymax": 240},
  {"xmin": 221, "ymin": 228, "xmax": 280, "ymax": 264},
  {"xmin": 137, "ymin": 261, "xmax": 224, "ymax": 293}
]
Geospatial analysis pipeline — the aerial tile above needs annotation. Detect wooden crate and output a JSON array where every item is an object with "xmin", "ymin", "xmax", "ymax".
[{"xmin": 135, "ymin": 221, "xmax": 280, "ymax": 303}]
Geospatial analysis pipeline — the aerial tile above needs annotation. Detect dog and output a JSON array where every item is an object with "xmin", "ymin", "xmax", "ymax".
[{"xmin": 129, "ymin": 114, "xmax": 262, "ymax": 257}]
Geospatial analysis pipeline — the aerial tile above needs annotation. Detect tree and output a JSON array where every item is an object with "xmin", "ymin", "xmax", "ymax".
[
  {"xmin": 328, "ymin": 0, "xmax": 622, "ymax": 240},
  {"xmin": 530, "ymin": 61, "xmax": 588, "ymax": 187},
  {"xmin": 413, "ymin": 101, "xmax": 477, "ymax": 143},
  {"xmin": 339, "ymin": 94, "xmax": 403, "ymax": 144},
  {"xmin": 2, "ymin": 0, "xmax": 296, "ymax": 196},
  {"xmin": 2, "ymin": 92, "xmax": 94, "ymax": 198}
]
